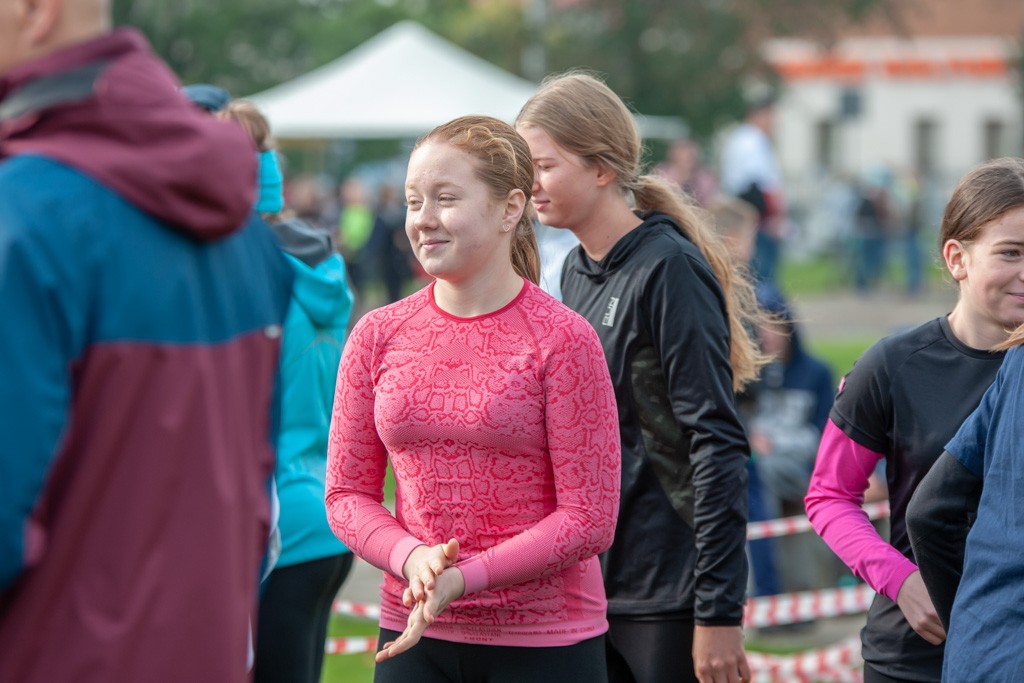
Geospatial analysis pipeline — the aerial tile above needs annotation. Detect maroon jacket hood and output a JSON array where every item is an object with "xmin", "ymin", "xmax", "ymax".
[{"xmin": 0, "ymin": 29, "xmax": 257, "ymax": 240}]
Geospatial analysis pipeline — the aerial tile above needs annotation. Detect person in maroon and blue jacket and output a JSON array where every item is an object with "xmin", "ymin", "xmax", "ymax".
[{"xmin": 0, "ymin": 2, "xmax": 293, "ymax": 681}]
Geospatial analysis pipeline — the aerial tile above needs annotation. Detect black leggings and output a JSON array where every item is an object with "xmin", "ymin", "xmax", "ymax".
[
  {"xmin": 254, "ymin": 553, "xmax": 354, "ymax": 683},
  {"xmin": 862, "ymin": 662, "xmax": 924, "ymax": 683},
  {"xmin": 373, "ymin": 629, "xmax": 607, "ymax": 683},
  {"xmin": 606, "ymin": 615, "xmax": 696, "ymax": 683}
]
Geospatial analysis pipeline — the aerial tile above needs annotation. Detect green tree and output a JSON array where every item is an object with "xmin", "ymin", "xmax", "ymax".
[
  {"xmin": 115, "ymin": 0, "xmax": 895, "ymax": 148},
  {"xmin": 114, "ymin": 0, "xmax": 409, "ymax": 97}
]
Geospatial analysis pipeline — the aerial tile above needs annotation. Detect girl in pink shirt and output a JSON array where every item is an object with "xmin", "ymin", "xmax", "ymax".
[{"xmin": 325, "ymin": 116, "xmax": 621, "ymax": 682}]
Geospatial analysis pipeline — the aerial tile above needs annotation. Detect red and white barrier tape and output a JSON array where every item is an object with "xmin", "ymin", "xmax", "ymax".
[
  {"xmin": 747, "ymin": 502, "xmax": 889, "ymax": 541},
  {"xmin": 329, "ymin": 589, "xmax": 873, "ymax": 669},
  {"xmin": 333, "ymin": 584, "xmax": 876, "ymax": 632},
  {"xmin": 322, "ymin": 631, "xmax": 865, "ymax": 681},
  {"xmin": 747, "ymin": 636, "xmax": 862, "ymax": 683},
  {"xmin": 745, "ymin": 584, "xmax": 876, "ymax": 629},
  {"xmin": 324, "ymin": 635, "xmax": 378, "ymax": 655},
  {"xmin": 333, "ymin": 599, "xmax": 381, "ymax": 620},
  {"xmin": 328, "ymin": 508, "xmax": 884, "ymax": 657}
]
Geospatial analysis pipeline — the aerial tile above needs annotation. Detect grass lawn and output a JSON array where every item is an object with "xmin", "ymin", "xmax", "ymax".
[
  {"xmin": 776, "ymin": 251, "xmax": 947, "ymax": 299},
  {"xmin": 320, "ymin": 615, "xmax": 378, "ymax": 683},
  {"xmin": 777, "ymin": 255, "xmax": 851, "ymax": 296},
  {"xmin": 806, "ymin": 337, "xmax": 874, "ymax": 378}
]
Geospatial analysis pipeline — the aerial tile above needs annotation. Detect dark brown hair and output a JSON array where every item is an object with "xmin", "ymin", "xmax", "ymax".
[
  {"xmin": 940, "ymin": 157, "xmax": 1024, "ymax": 249},
  {"xmin": 945, "ymin": 158, "xmax": 1024, "ymax": 349}
]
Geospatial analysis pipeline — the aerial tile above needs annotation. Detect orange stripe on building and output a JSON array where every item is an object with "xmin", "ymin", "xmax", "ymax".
[{"xmin": 773, "ymin": 56, "xmax": 1009, "ymax": 80}]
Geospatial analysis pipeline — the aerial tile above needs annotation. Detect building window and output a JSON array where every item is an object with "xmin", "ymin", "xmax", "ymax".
[
  {"xmin": 815, "ymin": 119, "xmax": 838, "ymax": 171},
  {"xmin": 914, "ymin": 118, "xmax": 938, "ymax": 176},
  {"xmin": 983, "ymin": 119, "xmax": 1007, "ymax": 160}
]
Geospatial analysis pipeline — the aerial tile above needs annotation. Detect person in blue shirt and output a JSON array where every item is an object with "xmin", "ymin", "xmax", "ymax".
[{"xmin": 907, "ymin": 322, "xmax": 1024, "ymax": 683}]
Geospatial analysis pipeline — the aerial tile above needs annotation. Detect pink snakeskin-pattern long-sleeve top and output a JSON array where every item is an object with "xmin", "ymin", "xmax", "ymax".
[{"xmin": 326, "ymin": 279, "xmax": 621, "ymax": 647}]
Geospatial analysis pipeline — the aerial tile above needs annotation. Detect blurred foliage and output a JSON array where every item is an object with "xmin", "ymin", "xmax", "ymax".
[
  {"xmin": 113, "ymin": 0, "xmax": 407, "ymax": 99},
  {"xmin": 115, "ymin": 0, "xmax": 890, "ymax": 142}
]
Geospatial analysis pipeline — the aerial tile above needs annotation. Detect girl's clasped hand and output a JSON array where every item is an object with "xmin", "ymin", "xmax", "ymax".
[{"xmin": 377, "ymin": 539, "xmax": 463, "ymax": 662}]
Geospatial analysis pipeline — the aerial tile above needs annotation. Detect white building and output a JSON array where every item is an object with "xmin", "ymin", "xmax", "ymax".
[{"xmin": 760, "ymin": 1, "xmax": 1024, "ymax": 252}]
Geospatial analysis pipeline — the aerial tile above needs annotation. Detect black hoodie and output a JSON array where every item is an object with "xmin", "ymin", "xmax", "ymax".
[{"xmin": 560, "ymin": 212, "xmax": 750, "ymax": 624}]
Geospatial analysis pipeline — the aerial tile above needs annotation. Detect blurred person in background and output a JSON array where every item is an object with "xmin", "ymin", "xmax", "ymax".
[
  {"xmin": 720, "ymin": 95, "xmax": 787, "ymax": 287},
  {"xmin": 893, "ymin": 168, "xmax": 926, "ymax": 297},
  {"xmin": 707, "ymin": 195, "xmax": 779, "ymax": 600},
  {"xmin": 289, "ymin": 174, "xmax": 335, "ymax": 234},
  {"xmin": 337, "ymin": 176, "xmax": 374, "ymax": 293},
  {"xmin": 0, "ymin": 2, "xmax": 293, "ymax": 681},
  {"xmin": 372, "ymin": 183, "xmax": 412, "ymax": 304},
  {"xmin": 853, "ymin": 167, "xmax": 897, "ymax": 294},
  {"xmin": 709, "ymin": 195, "xmax": 842, "ymax": 597},
  {"xmin": 217, "ymin": 99, "xmax": 356, "ymax": 683},
  {"xmin": 805, "ymin": 157, "xmax": 1024, "ymax": 683},
  {"xmin": 654, "ymin": 138, "xmax": 717, "ymax": 208},
  {"xmin": 707, "ymin": 195, "xmax": 758, "ymax": 266},
  {"xmin": 749, "ymin": 288, "xmax": 834, "ymax": 524},
  {"xmin": 748, "ymin": 287, "xmax": 836, "ymax": 594}
]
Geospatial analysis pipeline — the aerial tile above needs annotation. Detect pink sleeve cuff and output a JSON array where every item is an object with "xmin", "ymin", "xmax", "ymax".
[
  {"xmin": 879, "ymin": 555, "xmax": 919, "ymax": 602},
  {"xmin": 454, "ymin": 555, "xmax": 489, "ymax": 595},
  {"xmin": 388, "ymin": 537, "xmax": 426, "ymax": 581}
]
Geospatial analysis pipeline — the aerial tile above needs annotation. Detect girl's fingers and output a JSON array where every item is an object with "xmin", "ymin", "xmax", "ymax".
[
  {"xmin": 409, "ymin": 576, "xmax": 424, "ymax": 602},
  {"xmin": 374, "ymin": 641, "xmax": 397, "ymax": 663}
]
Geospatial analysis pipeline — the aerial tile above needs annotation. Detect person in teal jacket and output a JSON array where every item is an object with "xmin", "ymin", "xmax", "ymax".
[
  {"xmin": 257, "ymin": 214, "xmax": 356, "ymax": 683},
  {"xmin": 216, "ymin": 100, "xmax": 356, "ymax": 683}
]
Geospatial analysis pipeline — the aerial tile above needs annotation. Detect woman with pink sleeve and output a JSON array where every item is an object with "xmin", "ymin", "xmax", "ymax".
[
  {"xmin": 325, "ymin": 115, "xmax": 621, "ymax": 682},
  {"xmin": 805, "ymin": 157, "xmax": 1024, "ymax": 683}
]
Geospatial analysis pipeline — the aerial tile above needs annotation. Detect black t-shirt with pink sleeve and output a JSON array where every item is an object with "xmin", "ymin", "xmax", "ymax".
[{"xmin": 828, "ymin": 315, "xmax": 1004, "ymax": 680}]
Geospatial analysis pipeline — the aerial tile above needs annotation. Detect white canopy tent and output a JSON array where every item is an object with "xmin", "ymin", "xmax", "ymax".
[
  {"xmin": 249, "ymin": 21, "xmax": 538, "ymax": 139},
  {"xmin": 248, "ymin": 21, "xmax": 687, "ymax": 141}
]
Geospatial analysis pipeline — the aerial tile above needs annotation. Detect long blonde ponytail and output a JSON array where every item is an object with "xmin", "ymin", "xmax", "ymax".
[{"xmin": 630, "ymin": 175, "xmax": 768, "ymax": 389}]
